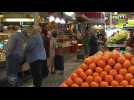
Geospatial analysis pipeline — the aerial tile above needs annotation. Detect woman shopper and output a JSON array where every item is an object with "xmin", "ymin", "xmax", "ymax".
[
  {"xmin": 49, "ymin": 31, "xmax": 57, "ymax": 74},
  {"xmin": 25, "ymin": 25, "xmax": 47, "ymax": 87},
  {"xmin": 6, "ymin": 25, "xmax": 29, "ymax": 87}
]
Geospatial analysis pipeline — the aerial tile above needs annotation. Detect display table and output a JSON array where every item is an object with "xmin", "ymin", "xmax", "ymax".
[
  {"xmin": 107, "ymin": 44, "xmax": 126, "ymax": 48},
  {"xmin": 107, "ymin": 43, "xmax": 126, "ymax": 51}
]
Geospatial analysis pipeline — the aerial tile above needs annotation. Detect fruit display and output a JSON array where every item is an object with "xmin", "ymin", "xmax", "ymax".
[
  {"xmin": 107, "ymin": 30, "xmax": 128, "ymax": 44},
  {"xmin": 60, "ymin": 50, "xmax": 134, "ymax": 87}
]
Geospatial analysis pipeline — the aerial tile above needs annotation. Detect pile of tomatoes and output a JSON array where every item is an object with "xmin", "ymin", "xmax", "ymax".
[{"xmin": 60, "ymin": 50, "xmax": 134, "ymax": 87}]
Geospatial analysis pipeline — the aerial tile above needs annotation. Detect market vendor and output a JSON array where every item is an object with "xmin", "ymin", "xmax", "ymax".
[
  {"xmin": 98, "ymin": 30, "xmax": 107, "ymax": 51},
  {"xmin": 82, "ymin": 30, "xmax": 90, "ymax": 57},
  {"xmin": 88, "ymin": 29, "xmax": 99, "ymax": 56}
]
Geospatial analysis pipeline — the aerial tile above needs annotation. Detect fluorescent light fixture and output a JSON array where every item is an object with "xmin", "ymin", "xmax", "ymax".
[
  {"xmin": 94, "ymin": 25, "xmax": 98, "ymax": 28},
  {"xmin": 98, "ymin": 25, "xmax": 102, "ymax": 27},
  {"xmin": 49, "ymin": 16, "xmax": 55, "ymax": 22},
  {"xmin": 60, "ymin": 18, "xmax": 66, "ymax": 24},
  {"xmin": 114, "ymin": 12, "xmax": 118, "ymax": 15},
  {"xmin": 64, "ymin": 12, "xmax": 75, "ymax": 17},
  {"xmin": 55, "ymin": 17, "xmax": 60, "ymax": 23},
  {"xmin": 4, "ymin": 18, "xmax": 34, "ymax": 22}
]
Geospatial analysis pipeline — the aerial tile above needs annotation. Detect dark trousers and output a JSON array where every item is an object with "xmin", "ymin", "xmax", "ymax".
[
  {"xmin": 41, "ymin": 60, "xmax": 49, "ymax": 78},
  {"xmin": 30, "ymin": 60, "xmax": 44, "ymax": 87},
  {"xmin": 54, "ymin": 55, "xmax": 64, "ymax": 71}
]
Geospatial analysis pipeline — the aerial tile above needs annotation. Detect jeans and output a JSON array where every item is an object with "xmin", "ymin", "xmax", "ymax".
[{"xmin": 6, "ymin": 55, "xmax": 22, "ymax": 86}]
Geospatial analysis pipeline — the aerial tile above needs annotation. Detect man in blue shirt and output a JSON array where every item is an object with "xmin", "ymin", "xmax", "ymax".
[
  {"xmin": 6, "ymin": 25, "xmax": 29, "ymax": 87},
  {"xmin": 25, "ymin": 25, "xmax": 48, "ymax": 87}
]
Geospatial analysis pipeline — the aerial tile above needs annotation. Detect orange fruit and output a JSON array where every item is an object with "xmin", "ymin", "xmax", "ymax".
[
  {"xmin": 74, "ymin": 77, "xmax": 83, "ymax": 85},
  {"xmin": 130, "ymin": 79, "xmax": 134, "ymax": 86},
  {"xmin": 128, "ymin": 66, "xmax": 134, "ymax": 74},
  {"xmin": 123, "ymin": 60, "xmax": 131, "ymax": 68},
  {"xmin": 85, "ymin": 69, "xmax": 93, "ymax": 76},
  {"xmin": 86, "ymin": 76, "xmax": 93, "ymax": 84},
  {"xmin": 94, "ymin": 55, "xmax": 102, "ymax": 63},
  {"xmin": 104, "ymin": 65, "xmax": 112, "ymax": 73},
  {"xmin": 120, "ymin": 80, "xmax": 129, "ymax": 87},
  {"xmin": 109, "ymin": 69, "xmax": 118, "ymax": 76},
  {"xmin": 89, "ymin": 63, "xmax": 96, "ymax": 70},
  {"xmin": 71, "ymin": 73, "xmax": 78, "ymax": 81},
  {"xmin": 117, "ymin": 56, "xmax": 126, "ymax": 64},
  {"xmin": 130, "ymin": 57, "xmax": 134, "ymax": 65},
  {"xmin": 105, "ymin": 75, "xmax": 113, "ymax": 83},
  {"xmin": 75, "ymin": 68, "xmax": 84, "ymax": 75},
  {"xmin": 80, "ymin": 63, "xmax": 88, "ymax": 71},
  {"xmin": 94, "ymin": 76, "xmax": 102, "ymax": 83},
  {"xmin": 125, "ymin": 73, "xmax": 133, "ymax": 81},
  {"xmin": 112, "ymin": 50, "xmax": 120, "ymax": 60},
  {"xmin": 108, "ymin": 58, "xmax": 116, "ymax": 66},
  {"xmin": 111, "ymin": 80, "xmax": 119, "ymax": 87},
  {"xmin": 100, "ymin": 81, "xmax": 109, "ymax": 87},
  {"xmin": 126, "ymin": 85, "xmax": 133, "ymax": 87},
  {"xmin": 97, "ymin": 51, "xmax": 104, "ymax": 56},
  {"xmin": 60, "ymin": 83, "xmax": 68, "ymax": 87},
  {"xmin": 71, "ymin": 83, "xmax": 79, "ymax": 87},
  {"xmin": 64, "ymin": 78, "xmax": 73, "ymax": 86},
  {"xmin": 81, "ymin": 82, "xmax": 89, "ymax": 87},
  {"xmin": 90, "ymin": 81, "xmax": 99, "ymax": 87},
  {"xmin": 97, "ymin": 60, "xmax": 106, "ymax": 68},
  {"xmin": 114, "ymin": 63, "xmax": 122, "ymax": 71},
  {"xmin": 119, "ymin": 68, "xmax": 128, "ymax": 76},
  {"xmin": 84, "ymin": 57, "xmax": 94, "ymax": 65},
  {"xmin": 124, "ymin": 52, "xmax": 133, "ymax": 60},
  {"xmin": 104, "ymin": 51, "xmax": 112, "ymax": 58},
  {"xmin": 93, "ymin": 72, "xmax": 100, "ymax": 77},
  {"xmin": 95, "ymin": 67, "xmax": 103, "ymax": 73},
  {"xmin": 79, "ymin": 71, "xmax": 87, "ymax": 80},
  {"xmin": 102, "ymin": 54, "xmax": 110, "ymax": 61},
  {"xmin": 115, "ymin": 74, "xmax": 124, "ymax": 82},
  {"xmin": 100, "ymin": 71, "xmax": 107, "ymax": 79}
]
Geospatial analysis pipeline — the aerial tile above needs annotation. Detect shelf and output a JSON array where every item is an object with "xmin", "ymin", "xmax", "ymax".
[{"xmin": 107, "ymin": 44, "xmax": 126, "ymax": 48}]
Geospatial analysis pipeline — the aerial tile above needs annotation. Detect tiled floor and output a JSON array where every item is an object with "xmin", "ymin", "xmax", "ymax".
[{"xmin": 22, "ymin": 54, "xmax": 82, "ymax": 87}]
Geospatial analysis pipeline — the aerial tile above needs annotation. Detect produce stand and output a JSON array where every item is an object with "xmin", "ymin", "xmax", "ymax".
[
  {"xmin": 107, "ymin": 43, "xmax": 126, "ymax": 52},
  {"xmin": 60, "ymin": 50, "xmax": 134, "ymax": 87}
]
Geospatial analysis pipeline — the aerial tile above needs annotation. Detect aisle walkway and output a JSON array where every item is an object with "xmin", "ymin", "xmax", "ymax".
[{"xmin": 22, "ymin": 54, "xmax": 82, "ymax": 87}]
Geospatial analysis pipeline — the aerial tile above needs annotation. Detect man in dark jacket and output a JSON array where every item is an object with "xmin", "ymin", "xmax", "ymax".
[{"xmin": 89, "ymin": 31, "xmax": 98, "ymax": 56}]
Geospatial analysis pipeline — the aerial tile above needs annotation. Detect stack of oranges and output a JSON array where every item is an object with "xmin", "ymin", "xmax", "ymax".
[{"xmin": 60, "ymin": 50, "xmax": 134, "ymax": 87}]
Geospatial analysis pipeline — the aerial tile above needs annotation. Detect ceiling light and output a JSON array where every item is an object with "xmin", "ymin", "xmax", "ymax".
[
  {"xmin": 60, "ymin": 18, "xmax": 66, "ymax": 24},
  {"xmin": 114, "ymin": 12, "xmax": 118, "ymax": 15},
  {"xmin": 64, "ymin": 12, "xmax": 75, "ymax": 17},
  {"xmin": 49, "ymin": 16, "xmax": 55, "ymax": 22},
  {"xmin": 5, "ymin": 18, "xmax": 34, "ymax": 22},
  {"xmin": 55, "ymin": 17, "xmax": 60, "ymax": 23}
]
